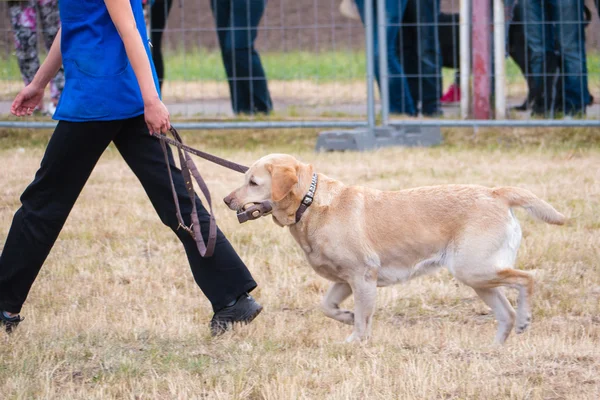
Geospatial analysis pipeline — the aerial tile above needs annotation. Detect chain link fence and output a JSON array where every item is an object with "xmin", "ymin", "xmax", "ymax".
[{"xmin": 0, "ymin": 0, "xmax": 599, "ymax": 134}]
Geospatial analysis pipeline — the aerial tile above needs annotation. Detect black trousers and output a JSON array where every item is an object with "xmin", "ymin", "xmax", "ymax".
[
  {"xmin": 0, "ymin": 115, "xmax": 256, "ymax": 314},
  {"xmin": 150, "ymin": 0, "xmax": 173, "ymax": 90},
  {"xmin": 210, "ymin": 0, "xmax": 272, "ymax": 115}
]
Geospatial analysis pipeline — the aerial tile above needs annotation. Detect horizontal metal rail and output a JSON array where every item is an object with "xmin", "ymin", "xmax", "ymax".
[
  {"xmin": 1, "ymin": 119, "xmax": 598, "ymax": 130},
  {"xmin": 0, "ymin": 120, "xmax": 368, "ymax": 130},
  {"xmin": 391, "ymin": 120, "xmax": 600, "ymax": 128}
]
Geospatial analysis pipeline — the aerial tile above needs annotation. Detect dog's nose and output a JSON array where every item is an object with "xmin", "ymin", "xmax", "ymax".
[{"xmin": 223, "ymin": 194, "xmax": 232, "ymax": 206}]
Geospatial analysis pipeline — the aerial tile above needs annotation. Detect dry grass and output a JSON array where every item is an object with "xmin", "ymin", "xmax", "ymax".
[
  {"xmin": 0, "ymin": 80, "xmax": 369, "ymax": 104},
  {"xmin": 0, "ymin": 79, "xmax": 529, "ymax": 104},
  {"xmin": 0, "ymin": 129, "xmax": 599, "ymax": 399},
  {"xmin": 162, "ymin": 81, "xmax": 369, "ymax": 104}
]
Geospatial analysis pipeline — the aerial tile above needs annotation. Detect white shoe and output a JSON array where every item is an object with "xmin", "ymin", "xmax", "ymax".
[{"xmin": 339, "ymin": 0, "xmax": 361, "ymax": 20}]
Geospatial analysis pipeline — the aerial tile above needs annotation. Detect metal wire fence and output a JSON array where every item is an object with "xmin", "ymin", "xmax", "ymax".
[{"xmin": 0, "ymin": 0, "xmax": 599, "ymax": 131}]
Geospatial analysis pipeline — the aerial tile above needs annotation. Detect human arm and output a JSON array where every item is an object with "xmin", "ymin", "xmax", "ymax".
[
  {"xmin": 11, "ymin": 28, "xmax": 63, "ymax": 116},
  {"xmin": 104, "ymin": 0, "xmax": 169, "ymax": 133}
]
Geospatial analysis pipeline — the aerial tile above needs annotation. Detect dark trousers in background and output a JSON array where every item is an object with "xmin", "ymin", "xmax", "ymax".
[
  {"xmin": 0, "ymin": 116, "xmax": 257, "ymax": 314},
  {"xmin": 400, "ymin": 0, "xmax": 442, "ymax": 116},
  {"xmin": 524, "ymin": 0, "xmax": 589, "ymax": 115},
  {"xmin": 210, "ymin": 0, "xmax": 272, "ymax": 115},
  {"xmin": 151, "ymin": 0, "xmax": 174, "ymax": 90},
  {"xmin": 355, "ymin": 0, "xmax": 416, "ymax": 116}
]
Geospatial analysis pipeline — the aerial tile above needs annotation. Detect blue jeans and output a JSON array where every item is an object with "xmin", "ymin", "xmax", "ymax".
[
  {"xmin": 524, "ymin": 0, "xmax": 589, "ymax": 115},
  {"xmin": 355, "ymin": 0, "xmax": 416, "ymax": 116},
  {"xmin": 210, "ymin": 0, "xmax": 272, "ymax": 114},
  {"xmin": 401, "ymin": 0, "xmax": 441, "ymax": 115}
]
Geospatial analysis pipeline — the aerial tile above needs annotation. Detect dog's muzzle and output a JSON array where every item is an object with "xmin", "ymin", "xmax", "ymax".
[{"xmin": 236, "ymin": 201, "xmax": 273, "ymax": 223}]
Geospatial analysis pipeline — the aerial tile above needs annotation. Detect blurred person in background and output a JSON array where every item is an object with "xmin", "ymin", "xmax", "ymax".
[
  {"xmin": 211, "ymin": 0, "xmax": 272, "ymax": 115},
  {"xmin": 436, "ymin": 11, "xmax": 460, "ymax": 104},
  {"xmin": 432, "ymin": 0, "xmax": 593, "ymax": 113},
  {"xmin": 8, "ymin": 0, "xmax": 63, "ymax": 116},
  {"xmin": 524, "ymin": 0, "xmax": 590, "ymax": 116},
  {"xmin": 509, "ymin": 1, "xmax": 593, "ymax": 111},
  {"xmin": 144, "ymin": 0, "xmax": 173, "ymax": 91},
  {"xmin": 353, "ymin": 0, "xmax": 417, "ymax": 116},
  {"xmin": 400, "ymin": 0, "xmax": 442, "ymax": 116},
  {"xmin": 345, "ymin": 0, "xmax": 441, "ymax": 116},
  {"xmin": 343, "ymin": 0, "xmax": 443, "ymax": 115},
  {"xmin": 435, "ymin": 0, "xmax": 517, "ymax": 105}
]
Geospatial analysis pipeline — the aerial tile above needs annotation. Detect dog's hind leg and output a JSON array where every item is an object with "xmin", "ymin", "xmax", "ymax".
[
  {"xmin": 469, "ymin": 268, "xmax": 533, "ymax": 343},
  {"xmin": 321, "ymin": 282, "xmax": 354, "ymax": 325},
  {"xmin": 488, "ymin": 268, "xmax": 534, "ymax": 334},
  {"xmin": 473, "ymin": 287, "xmax": 516, "ymax": 344}
]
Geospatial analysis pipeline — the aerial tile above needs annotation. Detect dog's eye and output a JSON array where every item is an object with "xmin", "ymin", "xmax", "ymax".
[{"xmin": 249, "ymin": 179, "xmax": 258, "ymax": 187}]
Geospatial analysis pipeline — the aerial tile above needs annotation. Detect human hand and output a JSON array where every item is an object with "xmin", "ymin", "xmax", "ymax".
[
  {"xmin": 11, "ymin": 84, "xmax": 45, "ymax": 117},
  {"xmin": 339, "ymin": 0, "xmax": 360, "ymax": 20},
  {"xmin": 144, "ymin": 97, "xmax": 170, "ymax": 134}
]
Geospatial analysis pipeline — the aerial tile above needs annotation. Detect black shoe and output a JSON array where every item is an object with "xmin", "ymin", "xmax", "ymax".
[
  {"xmin": 511, "ymin": 99, "xmax": 529, "ymax": 112},
  {"xmin": 422, "ymin": 109, "xmax": 443, "ymax": 118},
  {"xmin": 1, "ymin": 311, "xmax": 23, "ymax": 333},
  {"xmin": 210, "ymin": 293, "xmax": 263, "ymax": 336}
]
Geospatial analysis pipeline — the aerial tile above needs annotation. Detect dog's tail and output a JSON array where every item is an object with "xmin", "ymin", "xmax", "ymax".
[{"xmin": 492, "ymin": 187, "xmax": 566, "ymax": 225}]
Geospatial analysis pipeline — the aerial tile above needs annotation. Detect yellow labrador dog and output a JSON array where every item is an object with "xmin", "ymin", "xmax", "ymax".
[{"xmin": 224, "ymin": 154, "xmax": 565, "ymax": 343}]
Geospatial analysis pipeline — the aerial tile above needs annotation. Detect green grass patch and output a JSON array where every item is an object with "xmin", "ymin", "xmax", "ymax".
[
  {"xmin": 2, "ymin": 49, "xmax": 598, "ymax": 84},
  {"xmin": 166, "ymin": 50, "xmax": 367, "ymax": 82}
]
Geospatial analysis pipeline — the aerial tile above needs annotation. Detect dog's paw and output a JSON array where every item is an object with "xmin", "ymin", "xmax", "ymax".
[
  {"xmin": 340, "ymin": 310, "xmax": 354, "ymax": 325},
  {"xmin": 345, "ymin": 331, "xmax": 370, "ymax": 343},
  {"xmin": 345, "ymin": 333, "xmax": 360, "ymax": 343},
  {"xmin": 515, "ymin": 314, "xmax": 531, "ymax": 334}
]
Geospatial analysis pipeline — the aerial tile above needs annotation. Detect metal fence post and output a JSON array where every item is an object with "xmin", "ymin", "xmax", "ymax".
[
  {"xmin": 376, "ymin": 0, "xmax": 389, "ymax": 126},
  {"xmin": 493, "ymin": 0, "xmax": 506, "ymax": 119},
  {"xmin": 365, "ymin": 0, "xmax": 376, "ymax": 130},
  {"xmin": 459, "ymin": 0, "xmax": 471, "ymax": 119},
  {"xmin": 315, "ymin": 0, "xmax": 440, "ymax": 151}
]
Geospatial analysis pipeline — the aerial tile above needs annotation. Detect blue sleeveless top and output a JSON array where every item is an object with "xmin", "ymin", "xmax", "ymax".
[{"xmin": 53, "ymin": 0, "xmax": 160, "ymax": 122}]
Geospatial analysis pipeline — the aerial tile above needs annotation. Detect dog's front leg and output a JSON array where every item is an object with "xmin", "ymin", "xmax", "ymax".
[
  {"xmin": 321, "ymin": 282, "xmax": 354, "ymax": 325},
  {"xmin": 346, "ymin": 272, "xmax": 378, "ymax": 343}
]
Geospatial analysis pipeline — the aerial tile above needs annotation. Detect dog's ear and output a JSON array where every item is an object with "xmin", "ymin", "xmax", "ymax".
[{"xmin": 268, "ymin": 164, "xmax": 298, "ymax": 202}]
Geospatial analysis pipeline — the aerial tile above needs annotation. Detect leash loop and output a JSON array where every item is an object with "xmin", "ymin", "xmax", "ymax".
[
  {"xmin": 153, "ymin": 127, "xmax": 274, "ymax": 256},
  {"xmin": 154, "ymin": 127, "xmax": 246, "ymax": 257}
]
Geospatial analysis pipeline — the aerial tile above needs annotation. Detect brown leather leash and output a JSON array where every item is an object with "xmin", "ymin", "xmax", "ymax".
[
  {"xmin": 153, "ymin": 128, "xmax": 249, "ymax": 174},
  {"xmin": 152, "ymin": 127, "xmax": 272, "ymax": 258}
]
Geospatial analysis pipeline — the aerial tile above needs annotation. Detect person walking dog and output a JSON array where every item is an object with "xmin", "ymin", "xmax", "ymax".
[{"xmin": 0, "ymin": 0, "xmax": 262, "ymax": 336}]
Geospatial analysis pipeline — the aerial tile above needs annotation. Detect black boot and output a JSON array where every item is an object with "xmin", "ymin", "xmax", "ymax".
[
  {"xmin": 1, "ymin": 311, "xmax": 23, "ymax": 333},
  {"xmin": 210, "ymin": 293, "xmax": 262, "ymax": 336}
]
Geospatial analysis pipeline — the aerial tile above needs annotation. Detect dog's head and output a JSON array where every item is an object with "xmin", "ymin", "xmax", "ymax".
[{"xmin": 224, "ymin": 154, "xmax": 312, "ymax": 226}]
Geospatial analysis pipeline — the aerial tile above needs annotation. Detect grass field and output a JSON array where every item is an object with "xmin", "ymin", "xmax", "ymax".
[
  {"xmin": 0, "ymin": 128, "xmax": 599, "ymax": 399},
  {"xmin": 2, "ymin": 50, "xmax": 599, "ymax": 99},
  {"xmin": 2, "ymin": 50, "xmax": 600, "ymax": 83}
]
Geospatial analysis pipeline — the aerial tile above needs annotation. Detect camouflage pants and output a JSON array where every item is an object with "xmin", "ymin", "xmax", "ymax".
[{"xmin": 8, "ymin": 0, "xmax": 64, "ymax": 103}]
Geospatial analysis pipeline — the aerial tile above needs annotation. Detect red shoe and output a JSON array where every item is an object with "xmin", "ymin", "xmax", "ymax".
[{"xmin": 441, "ymin": 83, "xmax": 460, "ymax": 104}]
